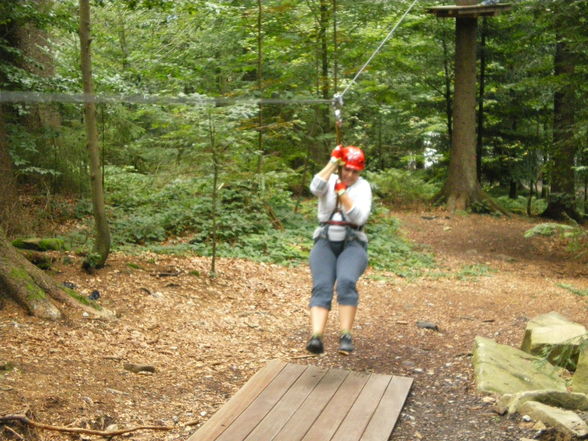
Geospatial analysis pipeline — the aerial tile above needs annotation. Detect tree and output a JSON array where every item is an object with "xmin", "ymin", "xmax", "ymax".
[
  {"xmin": 79, "ymin": 0, "xmax": 111, "ymax": 269},
  {"xmin": 0, "ymin": 108, "xmax": 19, "ymax": 235},
  {"xmin": 541, "ymin": 1, "xmax": 583, "ymax": 221},
  {"xmin": 430, "ymin": 1, "xmax": 508, "ymax": 214},
  {"xmin": 0, "ymin": 226, "xmax": 115, "ymax": 320}
]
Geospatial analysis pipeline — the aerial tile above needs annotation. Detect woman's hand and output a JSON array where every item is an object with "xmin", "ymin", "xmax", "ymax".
[{"xmin": 330, "ymin": 145, "xmax": 346, "ymax": 165}]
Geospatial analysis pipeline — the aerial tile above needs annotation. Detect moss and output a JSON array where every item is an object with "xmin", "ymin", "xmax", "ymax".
[
  {"xmin": 38, "ymin": 238, "xmax": 66, "ymax": 251},
  {"xmin": 9, "ymin": 267, "xmax": 47, "ymax": 301},
  {"xmin": 11, "ymin": 237, "xmax": 65, "ymax": 251},
  {"xmin": 63, "ymin": 287, "xmax": 102, "ymax": 311},
  {"xmin": 11, "ymin": 239, "xmax": 26, "ymax": 249}
]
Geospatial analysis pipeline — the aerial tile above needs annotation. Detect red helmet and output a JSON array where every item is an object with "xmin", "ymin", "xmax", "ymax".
[{"xmin": 343, "ymin": 146, "xmax": 366, "ymax": 171}]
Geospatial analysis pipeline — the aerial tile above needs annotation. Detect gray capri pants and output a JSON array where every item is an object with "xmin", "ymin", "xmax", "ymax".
[{"xmin": 309, "ymin": 238, "xmax": 368, "ymax": 310}]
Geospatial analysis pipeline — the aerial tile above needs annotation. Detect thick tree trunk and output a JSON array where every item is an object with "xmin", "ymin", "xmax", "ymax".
[
  {"xmin": 477, "ymin": 17, "xmax": 487, "ymax": 183},
  {"xmin": 436, "ymin": 13, "xmax": 508, "ymax": 215},
  {"xmin": 442, "ymin": 32, "xmax": 453, "ymax": 151},
  {"xmin": 0, "ymin": 106, "xmax": 21, "ymax": 235},
  {"xmin": 15, "ymin": 0, "xmax": 63, "ymax": 191},
  {"xmin": 541, "ymin": 23, "xmax": 581, "ymax": 222},
  {"xmin": 0, "ymin": 227, "xmax": 115, "ymax": 320},
  {"xmin": 79, "ymin": 0, "xmax": 111, "ymax": 269},
  {"xmin": 440, "ymin": 17, "xmax": 480, "ymax": 211}
]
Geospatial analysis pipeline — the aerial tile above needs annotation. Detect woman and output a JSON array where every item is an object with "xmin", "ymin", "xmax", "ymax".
[{"xmin": 306, "ymin": 145, "xmax": 372, "ymax": 355}]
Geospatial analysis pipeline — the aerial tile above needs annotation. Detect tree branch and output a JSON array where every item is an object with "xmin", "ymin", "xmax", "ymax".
[{"xmin": 0, "ymin": 414, "xmax": 172, "ymax": 438}]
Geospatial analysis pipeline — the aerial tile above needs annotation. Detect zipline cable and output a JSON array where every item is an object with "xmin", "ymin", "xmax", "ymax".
[
  {"xmin": 331, "ymin": 0, "xmax": 418, "ymax": 145},
  {"xmin": 0, "ymin": 90, "xmax": 332, "ymax": 106},
  {"xmin": 337, "ymin": 0, "xmax": 419, "ymax": 101},
  {"xmin": 0, "ymin": 2, "xmax": 417, "ymax": 110}
]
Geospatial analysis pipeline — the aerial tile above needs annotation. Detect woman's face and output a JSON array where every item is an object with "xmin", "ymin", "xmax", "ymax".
[{"xmin": 341, "ymin": 166, "xmax": 360, "ymax": 186}]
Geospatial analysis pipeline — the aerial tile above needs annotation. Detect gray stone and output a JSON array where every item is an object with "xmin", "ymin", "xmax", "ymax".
[
  {"xmin": 518, "ymin": 401, "xmax": 588, "ymax": 438},
  {"xmin": 472, "ymin": 336, "xmax": 566, "ymax": 395},
  {"xmin": 521, "ymin": 312, "xmax": 587, "ymax": 369},
  {"xmin": 571, "ymin": 346, "xmax": 588, "ymax": 393},
  {"xmin": 496, "ymin": 390, "xmax": 588, "ymax": 415}
]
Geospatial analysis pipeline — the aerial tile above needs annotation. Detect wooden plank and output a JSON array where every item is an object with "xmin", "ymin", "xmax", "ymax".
[
  {"xmin": 187, "ymin": 359, "xmax": 286, "ymax": 441},
  {"xmin": 360, "ymin": 376, "xmax": 414, "ymax": 441},
  {"xmin": 330, "ymin": 374, "xmax": 392, "ymax": 441},
  {"xmin": 301, "ymin": 371, "xmax": 369, "ymax": 441},
  {"xmin": 189, "ymin": 361, "xmax": 413, "ymax": 441},
  {"xmin": 273, "ymin": 368, "xmax": 349, "ymax": 441},
  {"xmin": 244, "ymin": 365, "xmax": 328, "ymax": 441},
  {"xmin": 214, "ymin": 362, "xmax": 307, "ymax": 441}
]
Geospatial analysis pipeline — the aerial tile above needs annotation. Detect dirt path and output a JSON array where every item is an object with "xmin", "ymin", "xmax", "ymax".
[{"xmin": 1, "ymin": 211, "xmax": 587, "ymax": 441}]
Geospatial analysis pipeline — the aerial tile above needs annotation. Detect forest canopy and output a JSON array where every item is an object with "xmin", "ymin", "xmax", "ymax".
[{"xmin": 1, "ymin": 0, "xmax": 587, "ymax": 254}]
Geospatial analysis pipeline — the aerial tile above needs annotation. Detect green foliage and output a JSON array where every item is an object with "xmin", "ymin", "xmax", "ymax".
[
  {"xmin": 363, "ymin": 206, "xmax": 436, "ymax": 277},
  {"xmin": 81, "ymin": 165, "xmax": 434, "ymax": 272},
  {"xmin": 557, "ymin": 283, "xmax": 588, "ymax": 298},
  {"xmin": 524, "ymin": 223, "xmax": 576, "ymax": 238},
  {"xmin": 525, "ymin": 222, "xmax": 588, "ymax": 259},
  {"xmin": 494, "ymin": 195, "xmax": 547, "ymax": 216},
  {"xmin": 456, "ymin": 264, "xmax": 494, "ymax": 281},
  {"xmin": 365, "ymin": 169, "xmax": 439, "ymax": 208}
]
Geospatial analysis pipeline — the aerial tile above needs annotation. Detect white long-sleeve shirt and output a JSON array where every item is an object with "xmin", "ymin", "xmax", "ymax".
[{"xmin": 310, "ymin": 173, "xmax": 372, "ymax": 242}]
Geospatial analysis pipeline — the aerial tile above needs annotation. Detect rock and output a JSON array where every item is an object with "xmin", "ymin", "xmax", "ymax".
[
  {"xmin": 520, "ymin": 312, "xmax": 587, "ymax": 369},
  {"xmin": 472, "ymin": 336, "xmax": 567, "ymax": 395},
  {"xmin": 416, "ymin": 321, "xmax": 439, "ymax": 331},
  {"xmin": 124, "ymin": 363, "xmax": 156, "ymax": 374},
  {"xmin": 518, "ymin": 401, "xmax": 588, "ymax": 438},
  {"xmin": 571, "ymin": 347, "xmax": 588, "ymax": 393},
  {"xmin": 496, "ymin": 390, "xmax": 588, "ymax": 414}
]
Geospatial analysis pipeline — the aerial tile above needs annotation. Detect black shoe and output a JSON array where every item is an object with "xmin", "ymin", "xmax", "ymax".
[
  {"xmin": 339, "ymin": 334, "xmax": 354, "ymax": 355},
  {"xmin": 306, "ymin": 336, "xmax": 324, "ymax": 354}
]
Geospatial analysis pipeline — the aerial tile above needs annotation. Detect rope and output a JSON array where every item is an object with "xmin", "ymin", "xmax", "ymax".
[
  {"xmin": 0, "ymin": 90, "xmax": 331, "ymax": 106},
  {"xmin": 338, "ymin": 0, "xmax": 419, "ymax": 100}
]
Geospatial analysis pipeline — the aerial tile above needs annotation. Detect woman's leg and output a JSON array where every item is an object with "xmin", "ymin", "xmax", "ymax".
[
  {"xmin": 309, "ymin": 239, "xmax": 338, "ymax": 313},
  {"xmin": 335, "ymin": 241, "xmax": 368, "ymax": 333},
  {"xmin": 307, "ymin": 239, "xmax": 338, "ymax": 353}
]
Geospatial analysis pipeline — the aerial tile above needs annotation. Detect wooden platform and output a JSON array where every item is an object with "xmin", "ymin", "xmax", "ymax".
[
  {"xmin": 427, "ymin": 3, "xmax": 512, "ymax": 19},
  {"xmin": 188, "ymin": 360, "xmax": 413, "ymax": 441}
]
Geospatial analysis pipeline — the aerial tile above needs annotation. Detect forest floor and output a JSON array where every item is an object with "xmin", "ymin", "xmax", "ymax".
[{"xmin": 2, "ymin": 210, "xmax": 588, "ymax": 441}]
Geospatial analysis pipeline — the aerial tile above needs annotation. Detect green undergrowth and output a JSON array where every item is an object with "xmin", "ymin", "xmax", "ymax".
[
  {"xmin": 557, "ymin": 283, "xmax": 588, "ymax": 297},
  {"xmin": 417, "ymin": 263, "xmax": 495, "ymax": 282},
  {"xmin": 62, "ymin": 166, "xmax": 436, "ymax": 274}
]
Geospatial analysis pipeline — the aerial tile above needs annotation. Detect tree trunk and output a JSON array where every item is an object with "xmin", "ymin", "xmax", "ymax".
[
  {"xmin": 317, "ymin": 0, "xmax": 330, "ymax": 158},
  {"xmin": 15, "ymin": 0, "xmax": 63, "ymax": 192},
  {"xmin": 0, "ymin": 106, "xmax": 21, "ymax": 235},
  {"xmin": 79, "ymin": 0, "xmax": 111, "ymax": 269},
  {"xmin": 440, "ymin": 17, "xmax": 480, "ymax": 211},
  {"xmin": 255, "ymin": 0, "xmax": 264, "ymax": 176},
  {"xmin": 0, "ymin": 227, "xmax": 115, "ymax": 320},
  {"xmin": 476, "ymin": 17, "xmax": 487, "ymax": 183},
  {"xmin": 541, "ymin": 22, "xmax": 581, "ymax": 221},
  {"xmin": 442, "ymin": 31, "xmax": 453, "ymax": 151},
  {"xmin": 436, "ymin": 14, "xmax": 508, "ymax": 215}
]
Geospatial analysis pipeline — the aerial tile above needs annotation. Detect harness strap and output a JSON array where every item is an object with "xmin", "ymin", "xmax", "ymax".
[{"xmin": 321, "ymin": 220, "xmax": 363, "ymax": 230}]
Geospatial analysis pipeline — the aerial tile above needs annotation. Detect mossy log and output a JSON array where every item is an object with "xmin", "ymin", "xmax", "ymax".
[
  {"xmin": 0, "ymin": 228, "xmax": 115, "ymax": 320},
  {"xmin": 12, "ymin": 237, "xmax": 65, "ymax": 251}
]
